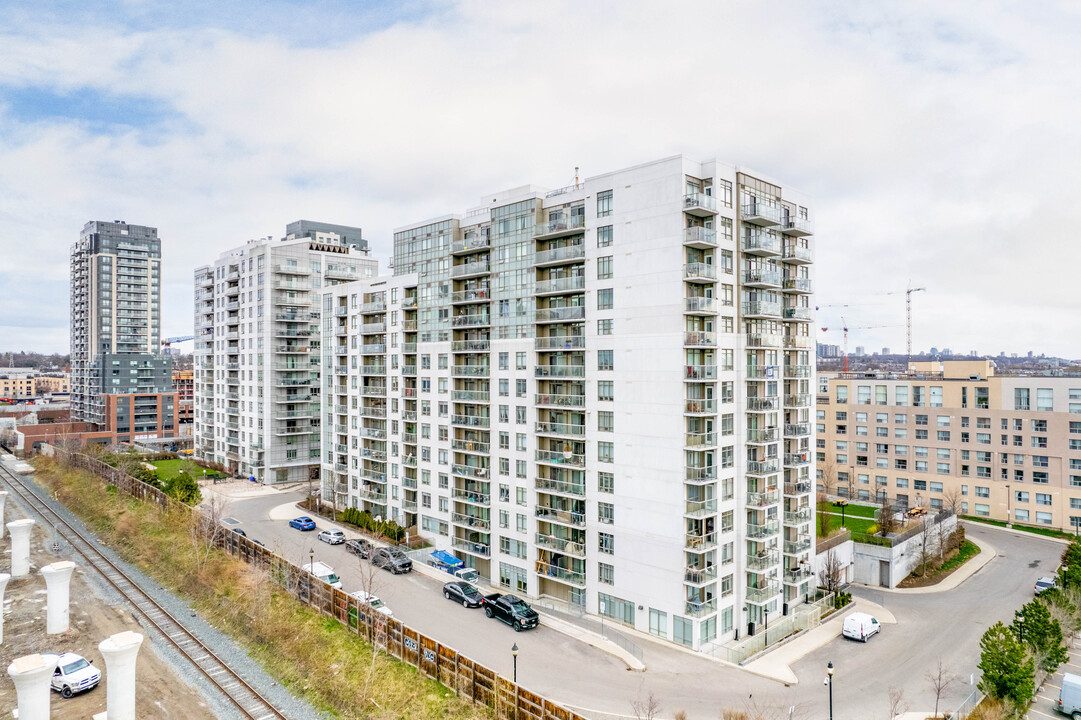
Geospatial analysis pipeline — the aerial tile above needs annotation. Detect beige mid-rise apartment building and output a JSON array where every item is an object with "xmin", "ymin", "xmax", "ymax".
[{"xmin": 818, "ymin": 360, "xmax": 1081, "ymax": 531}]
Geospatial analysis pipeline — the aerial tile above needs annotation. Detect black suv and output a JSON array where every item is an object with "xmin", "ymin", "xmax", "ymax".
[
  {"xmin": 345, "ymin": 538, "xmax": 373, "ymax": 559},
  {"xmin": 372, "ymin": 547, "xmax": 412, "ymax": 574}
]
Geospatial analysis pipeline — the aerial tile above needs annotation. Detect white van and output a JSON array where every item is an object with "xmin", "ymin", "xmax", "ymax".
[
  {"xmin": 842, "ymin": 612, "xmax": 880, "ymax": 642},
  {"xmin": 303, "ymin": 561, "xmax": 343, "ymax": 590}
]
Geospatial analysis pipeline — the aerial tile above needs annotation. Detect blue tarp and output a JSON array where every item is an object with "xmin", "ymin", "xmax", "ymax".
[{"xmin": 430, "ymin": 550, "xmax": 463, "ymax": 568}]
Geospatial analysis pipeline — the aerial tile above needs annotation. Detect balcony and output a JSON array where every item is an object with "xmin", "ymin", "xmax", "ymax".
[
  {"xmin": 536, "ymin": 275, "xmax": 586, "ymax": 295},
  {"xmin": 685, "ymin": 532, "xmax": 717, "ymax": 551},
  {"xmin": 685, "ymin": 498, "xmax": 717, "ymax": 517},
  {"xmin": 783, "ymin": 364, "xmax": 812, "ymax": 378},
  {"xmin": 784, "ymin": 452, "xmax": 810, "ymax": 468},
  {"xmin": 747, "ymin": 521, "xmax": 780, "ymax": 539},
  {"xmin": 783, "ymin": 277, "xmax": 813, "ymax": 294},
  {"xmin": 781, "ymin": 217, "xmax": 814, "ymax": 237},
  {"xmin": 741, "ymin": 233, "xmax": 781, "ymax": 257},
  {"xmin": 746, "ymin": 397, "xmax": 780, "ymax": 412},
  {"xmin": 685, "ymin": 466, "xmax": 717, "ymax": 484},
  {"xmin": 746, "ymin": 427, "xmax": 779, "ymax": 444},
  {"xmin": 684, "ymin": 330, "xmax": 717, "ymax": 348},
  {"xmin": 452, "ymin": 463, "xmax": 489, "ymax": 480},
  {"xmin": 451, "ymin": 236, "xmax": 491, "ymax": 255},
  {"xmin": 535, "ymin": 421, "xmax": 585, "ymax": 437},
  {"xmin": 451, "ymin": 313, "xmax": 491, "ymax": 328},
  {"xmin": 683, "ymin": 192, "xmax": 718, "ymax": 217},
  {"xmin": 683, "ymin": 226, "xmax": 718, "ymax": 248},
  {"xmin": 451, "ymin": 414, "xmax": 491, "ymax": 428},
  {"xmin": 784, "ymin": 537, "xmax": 813, "ymax": 554},
  {"xmin": 359, "ymin": 300, "xmax": 386, "ymax": 313},
  {"xmin": 535, "ymin": 392, "xmax": 585, "ymax": 409},
  {"xmin": 783, "ymin": 307, "xmax": 812, "ymax": 322},
  {"xmin": 401, "ymin": 455, "xmax": 417, "ymax": 467},
  {"xmin": 685, "ymin": 599, "xmax": 717, "ymax": 618},
  {"xmin": 535, "ymin": 364, "xmax": 585, "ymax": 378},
  {"xmin": 451, "ymin": 260, "xmax": 490, "ymax": 279},
  {"xmin": 451, "ymin": 365, "xmax": 490, "ymax": 377},
  {"xmin": 402, "ymin": 499, "xmax": 418, "ymax": 511},
  {"xmin": 359, "ymin": 488, "xmax": 387, "ymax": 503},
  {"xmin": 452, "ymin": 389, "xmax": 490, "ymax": 402},
  {"xmin": 535, "ymin": 305, "xmax": 586, "ymax": 323},
  {"xmin": 784, "ymin": 566, "xmax": 815, "ymax": 584},
  {"xmin": 535, "ymin": 335, "xmax": 585, "ymax": 350},
  {"xmin": 783, "ymin": 244, "xmax": 813, "ymax": 263},
  {"xmin": 535, "ymin": 243, "xmax": 586, "ymax": 267},
  {"xmin": 451, "ymin": 438, "xmax": 490, "ymax": 455},
  {"xmin": 741, "ymin": 202, "xmax": 783, "ymax": 227},
  {"xmin": 684, "ymin": 296, "xmax": 717, "ymax": 315},
  {"xmin": 746, "ymin": 332, "xmax": 783, "ymax": 348},
  {"xmin": 274, "ymin": 263, "xmax": 310, "ymax": 276},
  {"xmin": 684, "ymin": 262, "xmax": 717, "ymax": 283},
  {"xmin": 741, "ymin": 269, "xmax": 782, "ymax": 289},
  {"xmin": 360, "ymin": 322, "xmax": 386, "ymax": 334},
  {"xmin": 741, "ymin": 301, "xmax": 783, "ymax": 319},
  {"xmin": 685, "ymin": 398, "xmax": 717, "ymax": 414},
  {"xmin": 747, "ymin": 551, "xmax": 779, "ymax": 571},
  {"xmin": 535, "ymin": 533, "xmax": 586, "ymax": 557},
  {"xmin": 536, "ymin": 562, "xmax": 586, "ymax": 587},
  {"xmin": 452, "ymin": 539, "xmax": 491, "ymax": 557},
  {"xmin": 685, "ymin": 432, "xmax": 717, "ymax": 449},
  {"xmin": 451, "ymin": 339, "xmax": 490, "ymax": 353},
  {"xmin": 746, "ymin": 583, "xmax": 781, "ymax": 604},
  {"xmin": 536, "ymin": 449, "xmax": 585, "ymax": 468},
  {"xmin": 452, "ymin": 512, "xmax": 490, "ymax": 530},
  {"xmin": 534, "ymin": 215, "xmax": 586, "ymax": 239},
  {"xmin": 684, "ymin": 566, "xmax": 718, "ymax": 584},
  {"xmin": 784, "ymin": 394, "xmax": 811, "ymax": 408},
  {"xmin": 535, "ymin": 476, "xmax": 586, "ymax": 497},
  {"xmin": 401, "ymin": 365, "xmax": 417, "ymax": 376},
  {"xmin": 685, "ymin": 364, "xmax": 718, "ymax": 381},
  {"xmin": 784, "ymin": 507, "xmax": 813, "ymax": 525},
  {"xmin": 784, "ymin": 481, "xmax": 813, "ymax": 496},
  {"xmin": 784, "ymin": 422, "xmax": 811, "ymax": 437},
  {"xmin": 535, "ymin": 507, "xmax": 586, "ymax": 527},
  {"xmin": 746, "ymin": 490, "xmax": 780, "ymax": 507},
  {"xmin": 747, "ymin": 459, "xmax": 780, "ymax": 475},
  {"xmin": 451, "ymin": 287, "xmax": 491, "ymax": 305}
]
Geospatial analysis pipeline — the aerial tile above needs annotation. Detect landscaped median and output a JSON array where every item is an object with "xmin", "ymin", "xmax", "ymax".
[{"xmin": 31, "ymin": 455, "xmax": 488, "ymax": 720}]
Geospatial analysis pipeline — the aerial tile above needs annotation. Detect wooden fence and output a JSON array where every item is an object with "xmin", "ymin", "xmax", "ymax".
[{"xmin": 49, "ymin": 447, "xmax": 587, "ymax": 720}]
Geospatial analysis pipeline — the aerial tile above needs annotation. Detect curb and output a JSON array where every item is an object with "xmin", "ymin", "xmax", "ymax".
[{"xmin": 864, "ymin": 533, "xmax": 996, "ymax": 595}]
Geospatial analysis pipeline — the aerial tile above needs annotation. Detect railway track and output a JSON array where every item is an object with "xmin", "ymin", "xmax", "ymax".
[{"xmin": 0, "ymin": 460, "xmax": 290, "ymax": 720}]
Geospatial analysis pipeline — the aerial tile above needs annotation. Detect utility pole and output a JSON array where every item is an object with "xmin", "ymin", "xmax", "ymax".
[{"xmin": 906, "ymin": 286, "xmax": 926, "ymax": 362}]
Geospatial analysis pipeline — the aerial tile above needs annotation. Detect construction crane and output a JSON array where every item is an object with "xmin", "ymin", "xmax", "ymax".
[
  {"xmin": 161, "ymin": 335, "xmax": 195, "ymax": 349},
  {"xmin": 821, "ymin": 317, "xmax": 901, "ymax": 372},
  {"xmin": 885, "ymin": 285, "xmax": 926, "ymax": 361}
]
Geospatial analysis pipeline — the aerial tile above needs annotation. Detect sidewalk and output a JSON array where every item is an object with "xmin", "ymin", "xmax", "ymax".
[{"xmin": 742, "ymin": 598, "xmax": 896, "ymax": 684}]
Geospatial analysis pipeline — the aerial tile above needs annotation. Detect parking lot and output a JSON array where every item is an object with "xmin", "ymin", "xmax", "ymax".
[{"xmin": 1028, "ymin": 632, "xmax": 1081, "ymax": 720}]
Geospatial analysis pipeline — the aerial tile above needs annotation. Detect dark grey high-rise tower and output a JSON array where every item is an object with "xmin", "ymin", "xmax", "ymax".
[{"xmin": 70, "ymin": 220, "xmax": 170, "ymax": 424}]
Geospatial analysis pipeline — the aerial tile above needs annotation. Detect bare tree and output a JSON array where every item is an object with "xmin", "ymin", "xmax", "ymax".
[
  {"xmin": 190, "ymin": 491, "xmax": 228, "ymax": 570},
  {"xmin": 887, "ymin": 686, "xmax": 909, "ymax": 719},
  {"xmin": 630, "ymin": 691, "xmax": 661, "ymax": 720},
  {"xmin": 877, "ymin": 493, "xmax": 898, "ymax": 536},
  {"xmin": 352, "ymin": 549, "xmax": 389, "ymax": 705},
  {"xmin": 817, "ymin": 508, "xmax": 832, "ymax": 539},
  {"xmin": 818, "ymin": 457, "xmax": 837, "ymax": 498},
  {"xmin": 925, "ymin": 658, "xmax": 958, "ymax": 718},
  {"xmin": 941, "ymin": 486, "xmax": 964, "ymax": 515},
  {"xmin": 818, "ymin": 548, "xmax": 844, "ymax": 593}
]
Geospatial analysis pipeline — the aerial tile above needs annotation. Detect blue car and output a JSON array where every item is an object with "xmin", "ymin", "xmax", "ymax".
[{"xmin": 289, "ymin": 516, "xmax": 316, "ymax": 531}]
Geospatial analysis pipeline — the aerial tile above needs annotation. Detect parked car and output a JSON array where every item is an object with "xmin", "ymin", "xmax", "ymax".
[
  {"xmin": 481, "ymin": 593, "xmax": 539, "ymax": 632},
  {"xmin": 345, "ymin": 538, "xmax": 373, "ymax": 558},
  {"xmin": 842, "ymin": 612, "xmax": 880, "ymax": 642},
  {"xmin": 372, "ymin": 547, "xmax": 413, "ymax": 574},
  {"xmin": 1035, "ymin": 576, "xmax": 1057, "ymax": 594},
  {"xmin": 289, "ymin": 516, "xmax": 316, "ymax": 531},
  {"xmin": 302, "ymin": 561, "xmax": 342, "ymax": 590},
  {"xmin": 443, "ymin": 580, "xmax": 484, "ymax": 608},
  {"xmin": 51, "ymin": 653, "xmax": 101, "ymax": 698},
  {"xmin": 350, "ymin": 590, "xmax": 393, "ymax": 617},
  {"xmin": 318, "ymin": 529, "xmax": 346, "ymax": 545}
]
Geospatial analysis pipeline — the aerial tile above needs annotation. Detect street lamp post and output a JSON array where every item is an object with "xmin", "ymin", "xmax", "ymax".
[
  {"xmin": 308, "ymin": 547, "xmax": 315, "ymax": 603},
  {"xmin": 511, "ymin": 643, "xmax": 518, "ymax": 684},
  {"xmin": 826, "ymin": 660, "xmax": 834, "ymax": 720}
]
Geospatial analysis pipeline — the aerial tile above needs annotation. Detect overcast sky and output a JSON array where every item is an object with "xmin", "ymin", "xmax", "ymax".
[{"xmin": 1, "ymin": 1, "xmax": 1078, "ymax": 357}]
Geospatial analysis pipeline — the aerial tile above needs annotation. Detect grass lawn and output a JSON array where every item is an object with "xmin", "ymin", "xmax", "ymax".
[
  {"xmin": 960, "ymin": 515, "xmax": 1078, "ymax": 541},
  {"xmin": 818, "ymin": 512, "xmax": 876, "ymax": 537},
  {"xmin": 817, "ymin": 500, "xmax": 878, "ymax": 519},
  {"xmin": 151, "ymin": 458, "xmax": 201, "ymax": 481}
]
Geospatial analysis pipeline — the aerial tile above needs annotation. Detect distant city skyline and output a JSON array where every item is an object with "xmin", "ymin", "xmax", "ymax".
[{"xmin": 2, "ymin": 2, "xmax": 1081, "ymax": 356}]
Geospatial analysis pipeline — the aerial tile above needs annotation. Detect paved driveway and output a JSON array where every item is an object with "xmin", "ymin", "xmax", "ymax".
[
  {"xmin": 1029, "ymin": 632, "xmax": 1081, "ymax": 720},
  {"xmin": 222, "ymin": 490, "xmax": 1065, "ymax": 719}
]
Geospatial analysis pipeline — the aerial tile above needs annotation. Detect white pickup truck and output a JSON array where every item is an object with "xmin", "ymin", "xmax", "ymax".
[{"xmin": 51, "ymin": 653, "xmax": 101, "ymax": 698}]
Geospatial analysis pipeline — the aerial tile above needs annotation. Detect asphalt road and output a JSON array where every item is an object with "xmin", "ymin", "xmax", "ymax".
[{"xmin": 223, "ymin": 490, "xmax": 1064, "ymax": 720}]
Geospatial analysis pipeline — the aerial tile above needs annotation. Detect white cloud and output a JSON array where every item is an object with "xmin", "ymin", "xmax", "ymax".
[{"xmin": 0, "ymin": 0, "xmax": 1079, "ymax": 356}]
